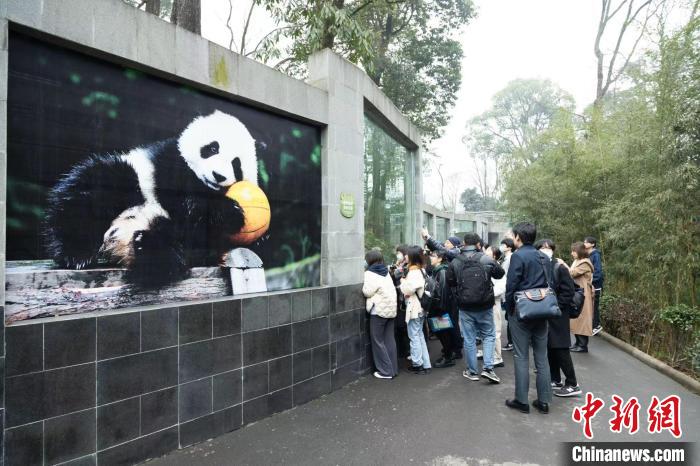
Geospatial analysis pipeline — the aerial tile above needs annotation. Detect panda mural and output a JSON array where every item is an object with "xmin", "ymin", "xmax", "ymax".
[{"xmin": 44, "ymin": 110, "xmax": 269, "ymax": 288}]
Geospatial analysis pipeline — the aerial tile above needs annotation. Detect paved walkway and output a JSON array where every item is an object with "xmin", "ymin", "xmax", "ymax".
[{"xmin": 148, "ymin": 335, "xmax": 699, "ymax": 466}]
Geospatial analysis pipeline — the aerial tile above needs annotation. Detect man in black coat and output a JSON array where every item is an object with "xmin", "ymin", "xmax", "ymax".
[
  {"xmin": 535, "ymin": 239, "xmax": 582, "ymax": 398},
  {"xmin": 504, "ymin": 222, "xmax": 553, "ymax": 414}
]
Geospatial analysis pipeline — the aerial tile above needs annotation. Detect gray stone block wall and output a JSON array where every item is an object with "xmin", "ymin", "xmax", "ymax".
[{"xmin": 0, "ymin": 0, "xmax": 424, "ymax": 462}]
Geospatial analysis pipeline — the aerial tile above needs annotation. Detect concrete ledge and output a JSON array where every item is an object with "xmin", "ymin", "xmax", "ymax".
[{"xmin": 599, "ymin": 331, "xmax": 700, "ymax": 395}]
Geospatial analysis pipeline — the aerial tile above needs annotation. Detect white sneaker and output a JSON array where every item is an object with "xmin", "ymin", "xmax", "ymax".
[
  {"xmin": 462, "ymin": 370, "xmax": 480, "ymax": 381},
  {"xmin": 476, "ymin": 349, "xmax": 484, "ymax": 359},
  {"xmin": 373, "ymin": 371, "xmax": 392, "ymax": 379},
  {"xmin": 592, "ymin": 326, "xmax": 603, "ymax": 336}
]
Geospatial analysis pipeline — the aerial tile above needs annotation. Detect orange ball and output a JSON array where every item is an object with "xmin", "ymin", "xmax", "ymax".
[{"xmin": 225, "ymin": 181, "xmax": 271, "ymax": 245}]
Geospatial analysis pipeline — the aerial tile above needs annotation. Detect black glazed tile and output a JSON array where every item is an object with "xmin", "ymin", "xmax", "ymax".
[
  {"xmin": 5, "ymin": 324, "xmax": 43, "ymax": 376},
  {"xmin": 97, "ymin": 313, "xmax": 139, "ymax": 360},
  {"xmin": 179, "ymin": 303, "xmax": 213, "ymax": 344},
  {"xmin": 268, "ymin": 356, "xmax": 292, "ymax": 392},
  {"xmin": 97, "ymin": 398, "xmax": 139, "ymax": 450},
  {"xmin": 292, "ymin": 350, "xmax": 312, "ymax": 383},
  {"xmin": 332, "ymin": 359, "xmax": 363, "ymax": 391},
  {"xmin": 243, "ymin": 362, "xmax": 268, "ymax": 401},
  {"xmin": 336, "ymin": 335, "xmax": 363, "ymax": 367},
  {"xmin": 5, "ymin": 421, "xmax": 42, "ymax": 466},
  {"xmin": 330, "ymin": 310, "xmax": 359, "ymax": 342},
  {"xmin": 242, "ymin": 387, "xmax": 292, "ymax": 425},
  {"xmin": 62, "ymin": 454, "xmax": 97, "ymax": 465},
  {"xmin": 45, "ymin": 318, "xmax": 96, "ymax": 369},
  {"xmin": 97, "ymin": 426, "xmax": 178, "ymax": 466},
  {"xmin": 179, "ymin": 377, "xmax": 213, "ymax": 422},
  {"xmin": 179, "ymin": 405, "xmax": 242, "ymax": 448},
  {"xmin": 242, "ymin": 297, "xmax": 269, "ymax": 332},
  {"xmin": 312, "ymin": 345, "xmax": 330, "ymax": 376},
  {"xmin": 140, "ymin": 387, "xmax": 178, "ymax": 435},
  {"xmin": 312, "ymin": 288, "xmax": 331, "ymax": 318},
  {"xmin": 268, "ymin": 294, "xmax": 291, "ymax": 327},
  {"xmin": 0, "ymin": 357, "xmax": 5, "ymax": 406},
  {"xmin": 213, "ymin": 369, "xmax": 242, "ymax": 411},
  {"xmin": 179, "ymin": 334, "xmax": 242, "ymax": 383},
  {"xmin": 45, "ymin": 409, "xmax": 96, "ymax": 465},
  {"xmin": 291, "ymin": 291, "xmax": 312, "ymax": 322},
  {"xmin": 97, "ymin": 347, "xmax": 177, "ymax": 404},
  {"xmin": 5, "ymin": 363, "xmax": 96, "ymax": 427},
  {"xmin": 242, "ymin": 325, "xmax": 292, "ymax": 366},
  {"xmin": 334, "ymin": 284, "xmax": 364, "ymax": 312},
  {"xmin": 292, "ymin": 317, "xmax": 329, "ymax": 352},
  {"xmin": 141, "ymin": 307, "xmax": 178, "ymax": 351},
  {"xmin": 293, "ymin": 372, "xmax": 330, "ymax": 406},
  {"xmin": 213, "ymin": 300, "xmax": 241, "ymax": 336}
]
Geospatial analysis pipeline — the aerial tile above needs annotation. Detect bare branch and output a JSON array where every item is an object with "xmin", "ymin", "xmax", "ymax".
[
  {"xmin": 226, "ymin": 0, "xmax": 237, "ymax": 52},
  {"xmin": 240, "ymin": 0, "xmax": 257, "ymax": 55}
]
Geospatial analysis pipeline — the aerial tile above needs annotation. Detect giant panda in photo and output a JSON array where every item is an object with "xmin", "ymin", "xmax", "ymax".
[{"xmin": 44, "ymin": 110, "xmax": 263, "ymax": 287}]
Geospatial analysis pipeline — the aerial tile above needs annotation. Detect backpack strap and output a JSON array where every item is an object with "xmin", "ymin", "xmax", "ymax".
[{"xmin": 537, "ymin": 253, "xmax": 554, "ymax": 289}]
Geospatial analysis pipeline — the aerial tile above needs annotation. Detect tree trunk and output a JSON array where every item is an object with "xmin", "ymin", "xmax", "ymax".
[
  {"xmin": 145, "ymin": 0, "xmax": 161, "ymax": 15},
  {"xmin": 171, "ymin": 0, "xmax": 201, "ymax": 34}
]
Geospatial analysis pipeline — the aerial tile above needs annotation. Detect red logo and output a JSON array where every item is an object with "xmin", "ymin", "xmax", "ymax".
[
  {"xmin": 572, "ymin": 392, "xmax": 605, "ymax": 439},
  {"xmin": 609, "ymin": 395, "xmax": 640, "ymax": 434},
  {"xmin": 647, "ymin": 395, "xmax": 682, "ymax": 438}
]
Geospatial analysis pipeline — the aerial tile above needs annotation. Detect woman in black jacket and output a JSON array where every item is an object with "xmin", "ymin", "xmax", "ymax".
[
  {"xmin": 428, "ymin": 250, "xmax": 461, "ymax": 367},
  {"xmin": 535, "ymin": 239, "xmax": 582, "ymax": 398}
]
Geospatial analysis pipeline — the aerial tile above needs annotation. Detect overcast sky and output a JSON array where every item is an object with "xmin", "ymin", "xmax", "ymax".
[{"xmin": 199, "ymin": 0, "xmax": 659, "ymax": 207}]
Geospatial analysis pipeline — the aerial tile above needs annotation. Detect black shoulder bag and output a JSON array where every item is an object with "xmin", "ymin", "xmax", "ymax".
[{"xmin": 514, "ymin": 254, "xmax": 562, "ymax": 322}]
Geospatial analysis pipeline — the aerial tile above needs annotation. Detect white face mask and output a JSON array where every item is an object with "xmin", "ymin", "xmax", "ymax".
[
  {"xmin": 541, "ymin": 249, "xmax": 553, "ymax": 258},
  {"xmin": 396, "ymin": 252, "xmax": 404, "ymax": 262},
  {"xmin": 499, "ymin": 244, "xmax": 507, "ymax": 253}
]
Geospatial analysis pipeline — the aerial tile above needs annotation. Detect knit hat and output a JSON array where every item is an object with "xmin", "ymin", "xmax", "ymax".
[{"xmin": 448, "ymin": 236, "xmax": 461, "ymax": 248}]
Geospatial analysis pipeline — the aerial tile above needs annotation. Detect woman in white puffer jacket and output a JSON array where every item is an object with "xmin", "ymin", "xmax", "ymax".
[
  {"xmin": 399, "ymin": 246, "xmax": 431, "ymax": 374},
  {"xmin": 363, "ymin": 250, "xmax": 399, "ymax": 379}
]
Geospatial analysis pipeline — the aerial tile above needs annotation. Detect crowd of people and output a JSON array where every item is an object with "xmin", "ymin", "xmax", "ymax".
[{"xmin": 362, "ymin": 222, "xmax": 605, "ymax": 415}]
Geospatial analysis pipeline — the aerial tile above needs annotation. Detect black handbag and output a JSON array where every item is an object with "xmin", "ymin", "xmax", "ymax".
[
  {"xmin": 569, "ymin": 286, "xmax": 585, "ymax": 319},
  {"xmin": 514, "ymin": 254, "xmax": 562, "ymax": 322}
]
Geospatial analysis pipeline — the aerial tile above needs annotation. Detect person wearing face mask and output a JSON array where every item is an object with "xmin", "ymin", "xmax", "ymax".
[
  {"xmin": 499, "ymin": 238, "xmax": 515, "ymax": 352},
  {"xmin": 535, "ymin": 239, "xmax": 582, "ymax": 397},
  {"xmin": 428, "ymin": 250, "xmax": 461, "ymax": 367},
  {"xmin": 391, "ymin": 245, "xmax": 411, "ymax": 359},
  {"xmin": 485, "ymin": 246, "xmax": 505, "ymax": 367},
  {"xmin": 420, "ymin": 228, "xmax": 461, "ymax": 262}
]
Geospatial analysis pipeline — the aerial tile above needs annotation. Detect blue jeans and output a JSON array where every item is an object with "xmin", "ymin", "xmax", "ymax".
[
  {"xmin": 407, "ymin": 315, "xmax": 431, "ymax": 369},
  {"xmin": 459, "ymin": 309, "xmax": 495, "ymax": 373}
]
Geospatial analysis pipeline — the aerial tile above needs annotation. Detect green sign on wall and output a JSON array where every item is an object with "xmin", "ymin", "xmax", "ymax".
[{"xmin": 340, "ymin": 193, "xmax": 355, "ymax": 218}]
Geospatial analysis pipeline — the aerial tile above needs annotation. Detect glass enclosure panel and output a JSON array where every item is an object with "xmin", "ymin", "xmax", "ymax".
[
  {"xmin": 423, "ymin": 212, "xmax": 434, "ymax": 230},
  {"xmin": 435, "ymin": 217, "xmax": 450, "ymax": 241},
  {"xmin": 454, "ymin": 220, "xmax": 475, "ymax": 235},
  {"xmin": 364, "ymin": 116, "xmax": 414, "ymax": 257}
]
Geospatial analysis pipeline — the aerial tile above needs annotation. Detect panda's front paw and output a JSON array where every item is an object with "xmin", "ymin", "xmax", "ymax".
[{"xmin": 126, "ymin": 227, "xmax": 188, "ymax": 288}]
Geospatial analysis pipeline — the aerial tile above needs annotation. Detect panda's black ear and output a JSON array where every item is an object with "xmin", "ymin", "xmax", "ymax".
[{"xmin": 255, "ymin": 140, "xmax": 268, "ymax": 154}]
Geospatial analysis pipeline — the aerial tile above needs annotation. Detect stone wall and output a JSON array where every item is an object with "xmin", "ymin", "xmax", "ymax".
[
  {"xmin": 0, "ymin": 0, "xmax": 423, "ymax": 464},
  {"xmin": 3, "ymin": 286, "xmax": 368, "ymax": 465}
]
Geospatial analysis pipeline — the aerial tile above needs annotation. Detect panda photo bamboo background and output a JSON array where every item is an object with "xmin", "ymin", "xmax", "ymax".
[{"xmin": 5, "ymin": 32, "xmax": 322, "ymax": 322}]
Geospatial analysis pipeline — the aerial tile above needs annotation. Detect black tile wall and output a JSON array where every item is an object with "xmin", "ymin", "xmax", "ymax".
[
  {"xmin": 179, "ymin": 334, "xmax": 241, "ymax": 383},
  {"xmin": 242, "ymin": 325, "xmax": 292, "ymax": 365},
  {"xmin": 268, "ymin": 356, "xmax": 292, "ymax": 392},
  {"xmin": 179, "ymin": 303, "xmax": 213, "ymax": 344},
  {"xmin": 45, "ymin": 318, "xmax": 96, "ymax": 369},
  {"xmin": 97, "ymin": 426, "xmax": 179, "ymax": 465},
  {"xmin": 5, "ymin": 421, "xmax": 42, "ymax": 466},
  {"xmin": 292, "ymin": 291, "xmax": 312, "ymax": 322},
  {"xmin": 141, "ymin": 387, "xmax": 178, "ymax": 435},
  {"xmin": 2, "ymin": 285, "xmax": 369, "ymax": 465},
  {"xmin": 44, "ymin": 409, "xmax": 96, "ymax": 465},
  {"xmin": 179, "ymin": 405, "xmax": 242, "ymax": 448},
  {"xmin": 242, "ymin": 297, "xmax": 269, "ymax": 332},
  {"xmin": 213, "ymin": 300, "xmax": 241, "ymax": 336},
  {"xmin": 243, "ymin": 362, "xmax": 269, "ymax": 401},
  {"xmin": 5, "ymin": 363, "xmax": 96, "ymax": 427},
  {"xmin": 97, "ymin": 398, "xmax": 140, "ymax": 450},
  {"xmin": 292, "ymin": 317, "xmax": 329, "ymax": 352},
  {"xmin": 213, "ymin": 370, "xmax": 242, "ymax": 411},
  {"xmin": 141, "ymin": 307, "xmax": 178, "ymax": 351},
  {"xmin": 97, "ymin": 313, "xmax": 139, "ymax": 360},
  {"xmin": 6, "ymin": 324, "xmax": 43, "ymax": 376},
  {"xmin": 268, "ymin": 294, "xmax": 291, "ymax": 326},
  {"xmin": 179, "ymin": 378, "xmax": 213, "ymax": 422},
  {"xmin": 98, "ymin": 347, "xmax": 178, "ymax": 404}
]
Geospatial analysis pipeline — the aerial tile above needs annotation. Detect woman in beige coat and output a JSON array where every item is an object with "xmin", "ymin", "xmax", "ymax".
[{"xmin": 560, "ymin": 242, "xmax": 594, "ymax": 353}]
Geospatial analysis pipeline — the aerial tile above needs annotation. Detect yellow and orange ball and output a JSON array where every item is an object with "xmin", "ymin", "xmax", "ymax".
[{"xmin": 225, "ymin": 181, "xmax": 271, "ymax": 245}]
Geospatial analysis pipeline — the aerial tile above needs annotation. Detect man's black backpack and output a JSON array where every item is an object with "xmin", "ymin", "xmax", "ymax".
[
  {"xmin": 419, "ymin": 270, "xmax": 441, "ymax": 313},
  {"xmin": 452, "ymin": 252, "xmax": 494, "ymax": 308}
]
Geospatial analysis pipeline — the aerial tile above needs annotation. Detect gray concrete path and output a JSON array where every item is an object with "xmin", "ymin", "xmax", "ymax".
[{"xmin": 148, "ymin": 335, "xmax": 699, "ymax": 466}]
